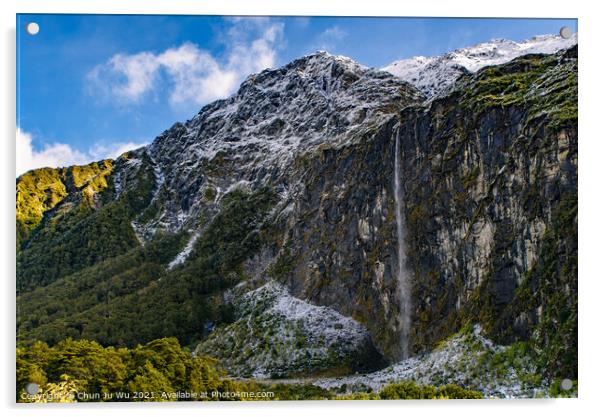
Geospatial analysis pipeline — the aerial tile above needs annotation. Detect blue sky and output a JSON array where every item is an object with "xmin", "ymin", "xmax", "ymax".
[{"xmin": 16, "ymin": 15, "xmax": 577, "ymax": 174}]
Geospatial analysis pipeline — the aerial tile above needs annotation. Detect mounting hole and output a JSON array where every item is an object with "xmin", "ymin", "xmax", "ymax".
[
  {"xmin": 25, "ymin": 382, "xmax": 40, "ymax": 395},
  {"xmin": 26, "ymin": 22, "xmax": 40, "ymax": 36},
  {"xmin": 559, "ymin": 26, "xmax": 572, "ymax": 39},
  {"xmin": 560, "ymin": 379, "xmax": 573, "ymax": 391}
]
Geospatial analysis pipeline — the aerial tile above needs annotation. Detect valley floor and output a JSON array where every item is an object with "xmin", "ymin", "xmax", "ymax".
[{"xmin": 244, "ymin": 325, "xmax": 577, "ymax": 399}]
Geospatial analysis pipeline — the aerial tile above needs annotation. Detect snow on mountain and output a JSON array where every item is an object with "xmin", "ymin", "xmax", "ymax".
[
  {"xmin": 196, "ymin": 281, "xmax": 378, "ymax": 378},
  {"xmin": 383, "ymin": 34, "xmax": 577, "ymax": 99},
  {"xmin": 129, "ymin": 51, "xmax": 424, "ymax": 239},
  {"xmin": 120, "ymin": 37, "xmax": 576, "ymax": 243},
  {"xmin": 314, "ymin": 325, "xmax": 547, "ymax": 398},
  {"xmin": 167, "ymin": 230, "xmax": 201, "ymax": 269}
]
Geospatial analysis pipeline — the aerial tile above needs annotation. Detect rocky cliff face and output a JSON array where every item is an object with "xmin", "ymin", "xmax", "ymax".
[
  {"xmin": 398, "ymin": 49, "xmax": 577, "ymax": 372},
  {"xmin": 131, "ymin": 52, "xmax": 423, "ymax": 241},
  {"xmin": 16, "ymin": 42, "xmax": 577, "ymax": 383}
]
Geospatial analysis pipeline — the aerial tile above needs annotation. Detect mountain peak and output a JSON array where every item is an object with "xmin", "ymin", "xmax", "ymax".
[
  {"xmin": 383, "ymin": 33, "xmax": 577, "ymax": 98},
  {"xmin": 143, "ymin": 48, "xmax": 423, "ymax": 234},
  {"xmin": 296, "ymin": 50, "xmax": 361, "ymax": 64},
  {"xmin": 232, "ymin": 50, "xmax": 368, "ymax": 94}
]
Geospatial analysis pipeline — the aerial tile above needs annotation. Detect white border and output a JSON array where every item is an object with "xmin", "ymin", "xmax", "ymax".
[
  {"xmin": 2, "ymin": 0, "xmax": 583, "ymax": 17},
  {"xmin": 2, "ymin": 1, "xmax": 600, "ymax": 416}
]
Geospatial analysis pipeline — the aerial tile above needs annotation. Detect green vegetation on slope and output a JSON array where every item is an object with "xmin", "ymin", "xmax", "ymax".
[
  {"xmin": 17, "ymin": 337, "xmax": 238, "ymax": 402},
  {"xmin": 17, "ymin": 337, "xmax": 482, "ymax": 402},
  {"xmin": 16, "ymin": 160, "xmax": 113, "ymax": 250},
  {"xmin": 458, "ymin": 47, "xmax": 577, "ymax": 131},
  {"xmin": 377, "ymin": 381, "xmax": 482, "ymax": 399},
  {"xmin": 17, "ymin": 186, "xmax": 278, "ymax": 349},
  {"xmin": 17, "ymin": 231, "xmax": 190, "ymax": 346},
  {"xmin": 16, "ymin": 168, "xmax": 67, "ymax": 248},
  {"xmin": 16, "ymin": 158, "xmax": 157, "ymax": 292}
]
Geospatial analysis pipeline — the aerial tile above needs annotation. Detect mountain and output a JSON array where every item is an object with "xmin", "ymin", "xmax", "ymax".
[
  {"xmin": 382, "ymin": 34, "xmax": 577, "ymax": 98},
  {"xmin": 136, "ymin": 52, "xmax": 423, "ymax": 241},
  {"xmin": 16, "ymin": 40, "xmax": 578, "ymax": 397}
]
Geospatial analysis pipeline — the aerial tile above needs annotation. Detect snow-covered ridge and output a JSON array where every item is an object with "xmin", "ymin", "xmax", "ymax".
[
  {"xmin": 260, "ymin": 281, "xmax": 369, "ymax": 344},
  {"xmin": 383, "ymin": 33, "xmax": 577, "ymax": 98},
  {"xmin": 122, "ymin": 36, "xmax": 575, "ymax": 240},
  {"xmin": 134, "ymin": 50, "xmax": 423, "ymax": 235},
  {"xmin": 236, "ymin": 281, "xmax": 370, "ymax": 348},
  {"xmin": 196, "ymin": 281, "xmax": 377, "ymax": 378}
]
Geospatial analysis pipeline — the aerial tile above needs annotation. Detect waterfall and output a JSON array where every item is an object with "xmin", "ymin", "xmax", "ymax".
[{"xmin": 394, "ymin": 131, "xmax": 412, "ymax": 359}]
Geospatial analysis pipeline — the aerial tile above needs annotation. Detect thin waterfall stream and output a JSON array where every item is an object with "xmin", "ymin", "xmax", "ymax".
[{"xmin": 394, "ymin": 131, "xmax": 412, "ymax": 359}]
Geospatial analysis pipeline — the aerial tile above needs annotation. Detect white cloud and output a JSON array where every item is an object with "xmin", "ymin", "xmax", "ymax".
[
  {"xmin": 17, "ymin": 128, "xmax": 89, "ymax": 175},
  {"xmin": 16, "ymin": 128, "xmax": 147, "ymax": 176},
  {"xmin": 157, "ymin": 43, "xmax": 238, "ymax": 105},
  {"xmin": 314, "ymin": 26, "xmax": 348, "ymax": 52},
  {"xmin": 87, "ymin": 19, "xmax": 284, "ymax": 107},
  {"xmin": 88, "ymin": 141, "xmax": 148, "ymax": 161},
  {"xmin": 87, "ymin": 52, "xmax": 160, "ymax": 103}
]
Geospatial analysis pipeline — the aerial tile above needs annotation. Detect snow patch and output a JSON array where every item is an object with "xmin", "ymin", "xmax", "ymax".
[
  {"xmin": 383, "ymin": 34, "xmax": 577, "ymax": 98},
  {"xmin": 313, "ymin": 324, "xmax": 547, "ymax": 398},
  {"xmin": 146, "ymin": 149, "xmax": 165, "ymax": 204},
  {"xmin": 265, "ymin": 282, "xmax": 368, "ymax": 346},
  {"xmin": 197, "ymin": 281, "xmax": 374, "ymax": 378},
  {"xmin": 145, "ymin": 50, "xmax": 423, "ymax": 235},
  {"xmin": 167, "ymin": 231, "xmax": 201, "ymax": 270}
]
